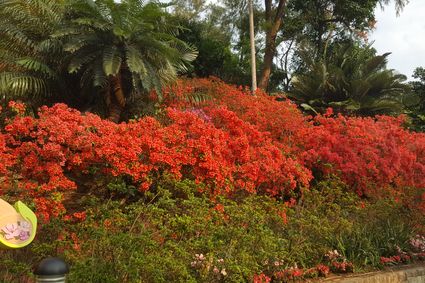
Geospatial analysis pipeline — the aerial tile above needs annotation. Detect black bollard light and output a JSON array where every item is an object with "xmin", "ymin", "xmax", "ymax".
[{"xmin": 34, "ymin": 257, "xmax": 69, "ymax": 283}]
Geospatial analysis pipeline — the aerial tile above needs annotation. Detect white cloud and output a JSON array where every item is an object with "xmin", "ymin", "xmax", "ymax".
[{"xmin": 369, "ymin": 0, "xmax": 425, "ymax": 79}]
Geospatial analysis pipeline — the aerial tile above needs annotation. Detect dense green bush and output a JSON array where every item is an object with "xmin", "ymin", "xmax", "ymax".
[{"xmin": 1, "ymin": 177, "xmax": 422, "ymax": 282}]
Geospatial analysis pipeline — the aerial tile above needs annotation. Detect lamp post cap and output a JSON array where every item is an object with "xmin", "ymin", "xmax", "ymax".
[{"xmin": 34, "ymin": 257, "xmax": 69, "ymax": 276}]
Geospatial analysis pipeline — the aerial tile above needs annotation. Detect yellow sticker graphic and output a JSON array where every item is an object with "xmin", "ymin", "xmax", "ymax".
[{"xmin": 0, "ymin": 199, "xmax": 37, "ymax": 249}]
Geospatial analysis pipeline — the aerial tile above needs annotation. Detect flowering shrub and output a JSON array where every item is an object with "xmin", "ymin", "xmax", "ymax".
[
  {"xmin": 165, "ymin": 78, "xmax": 425, "ymax": 199},
  {"xmin": 201, "ymin": 107, "xmax": 311, "ymax": 195},
  {"xmin": 0, "ymin": 102, "xmax": 310, "ymax": 220},
  {"xmin": 300, "ymin": 110, "xmax": 425, "ymax": 197},
  {"xmin": 0, "ymin": 78, "xmax": 424, "ymax": 221}
]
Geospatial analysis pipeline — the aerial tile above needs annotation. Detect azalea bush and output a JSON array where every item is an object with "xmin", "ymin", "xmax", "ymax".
[
  {"xmin": 300, "ymin": 111, "xmax": 425, "ymax": 198},
  {"xmin": 1, "ymin": 78, "xmax": 423, "ymax": 221},
  {"xmin": 165, "ymin": 78, "xmax": 425, "ymax": 202},
  {"xmin": 0, "ymin": 100, "xmax": 311, "ymax": 221}
]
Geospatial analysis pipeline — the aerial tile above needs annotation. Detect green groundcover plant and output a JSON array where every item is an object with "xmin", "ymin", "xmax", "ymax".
[{"xmin": 0, "ymin": 177, "xmax": 423, "ymax": 282}]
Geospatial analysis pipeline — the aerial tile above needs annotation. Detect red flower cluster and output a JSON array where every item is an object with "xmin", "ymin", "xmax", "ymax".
[
  {"xmin": 0, "ymin": 102, "xmax": 310, "ymax": 220},
  {"xmin": 253, "ymin": 273, "xmax": 271, "ymax": 283},
  {"xmin": 380, "ymin": 250, "xmax": 425, "ymax": 266},
  {"xmin": 300, "ymin": 111, "xmax": 425, "ymax": 197},
  {"xmin": 380, "ymin": 255, "xmax": 411, "ymax": 265},
  {"xmin": 0, "ymin": 77, "xmax": 424, "ymax": 220},
  {"xmin": 272, "ymin": 264, "xmax": 330, "ymax": 281},
  {"xmin": 315, "ymin": 264, "xmax": 331, "ymax": 277},
  {"xmin": 274, "ymin": 267, "xmax": 304, "ymax": 280}
]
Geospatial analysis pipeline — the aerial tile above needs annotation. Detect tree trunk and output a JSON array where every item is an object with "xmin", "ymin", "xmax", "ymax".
[
  {"xmin": 258, "ymin": 36, "xmax": 276, "ymax": 91},
  {"xmin": 258, "ymin": 0, "xmax": 287, "ymax": 91},
  {"xmin": 249, "ymin": 0, "xmax": 257, "ymax": 94},
  {"xmin": 107, "ymin": 75, "xmax": 125, "ymax": 123}
]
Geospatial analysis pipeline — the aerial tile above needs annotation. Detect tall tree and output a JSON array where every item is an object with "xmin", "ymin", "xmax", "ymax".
[
  {"xmin": 176, "ymin": 1, "xmax": 254, "ymax": 86},
  {"xmin": 171, "ymin": 0, "xmax": 208, "ymax": 19},
  {"xmin": 217, "ymin": 0, "xmax": 409, "ymax": 92},
  {"xmin": 258, "ymin": 0, "xmax": 287, "ymax": 90}
]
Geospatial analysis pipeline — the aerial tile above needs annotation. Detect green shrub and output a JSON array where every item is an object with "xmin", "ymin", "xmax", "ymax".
[{"xmin": 0, "ymin": 177, "xmax": 421, "ymax": 282}]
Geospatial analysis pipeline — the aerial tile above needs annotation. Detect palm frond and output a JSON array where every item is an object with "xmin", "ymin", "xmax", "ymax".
[
  {"xmin": 103, "ymin": 45, "xmax": 122, "ymax": 76},
  {"xmin": 0, "ymin": 72, "xmax": 48, "ymax": 98},
  {"xmin": 125, "ymin": 45, "xmax": 147, "ymax": 75},
  {"xmin": 15, "ymin": 58, "xmax": 57, "ymax": 79},
  {"xmin": 0, "ymin": 0, "xmax": 65, "ymax": 102},
  {"xmin": 290, "ymin": 42, "xmax": 409, "ymax": 116}
]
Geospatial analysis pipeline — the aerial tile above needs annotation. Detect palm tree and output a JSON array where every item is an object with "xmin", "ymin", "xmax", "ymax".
[
  {"xmin": 289, "ymin": 42, "xmax": 410, "ymax": 116},
  {"xmin": 56, "ymin": 0, "xmax": 197, "ymax": 122},
  {"xmin": 0, "ymin": 0, "xmax": 65, "ymax": 105}
]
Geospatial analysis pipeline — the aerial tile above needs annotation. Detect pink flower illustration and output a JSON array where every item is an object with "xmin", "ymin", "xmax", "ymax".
[
  {"xmin": 19, "ymin": 230, "xmax": 29, "ymax": 241},
  {"xmin": 2, "ymin": 223, "xmax": 21, "ymax": 240}
]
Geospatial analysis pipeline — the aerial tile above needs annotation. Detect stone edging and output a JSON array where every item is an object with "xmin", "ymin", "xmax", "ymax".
[{"xmin": 321, "ymin": 264, "xmax": 425, "ymax": 283}]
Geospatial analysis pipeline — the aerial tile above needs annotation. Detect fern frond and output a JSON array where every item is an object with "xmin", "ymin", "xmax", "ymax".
[
  {"xmin": 15, "ymin": 58, "xmax": 57, "ymax": 79},
  {"xmin": 103, "ymin": 45, "xmax": 122, "ymax": 76}
]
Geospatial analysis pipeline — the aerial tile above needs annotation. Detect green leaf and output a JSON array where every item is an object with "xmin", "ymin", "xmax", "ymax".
[
  {"xmin": 15, "ymin": 58, "xmax": 56, "ymax": 78},
  {"xmin": 103, "ymin": 46, "xmax": 122, "ymax": 76},
  {"xmin": 126, "ymin": 45, "xmax": 147, "ymax": 75},
  {"xmin": 300, "ymin": 103, "xmax": 318, "ymax": 114},
  {"xmin": 68, "ymin": 53, "xmax": 98, "ymax": 73}
]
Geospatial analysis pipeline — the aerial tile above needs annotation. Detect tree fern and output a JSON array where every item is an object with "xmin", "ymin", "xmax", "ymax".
[{"xmin": 56, "ymin": 0, "xmax": 197, "ymax": 121}]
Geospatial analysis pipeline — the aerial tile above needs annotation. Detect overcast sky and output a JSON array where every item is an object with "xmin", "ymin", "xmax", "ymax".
[{"xmin": 370, "ymin": 0, "xmax": 425, "ymax": 80}]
